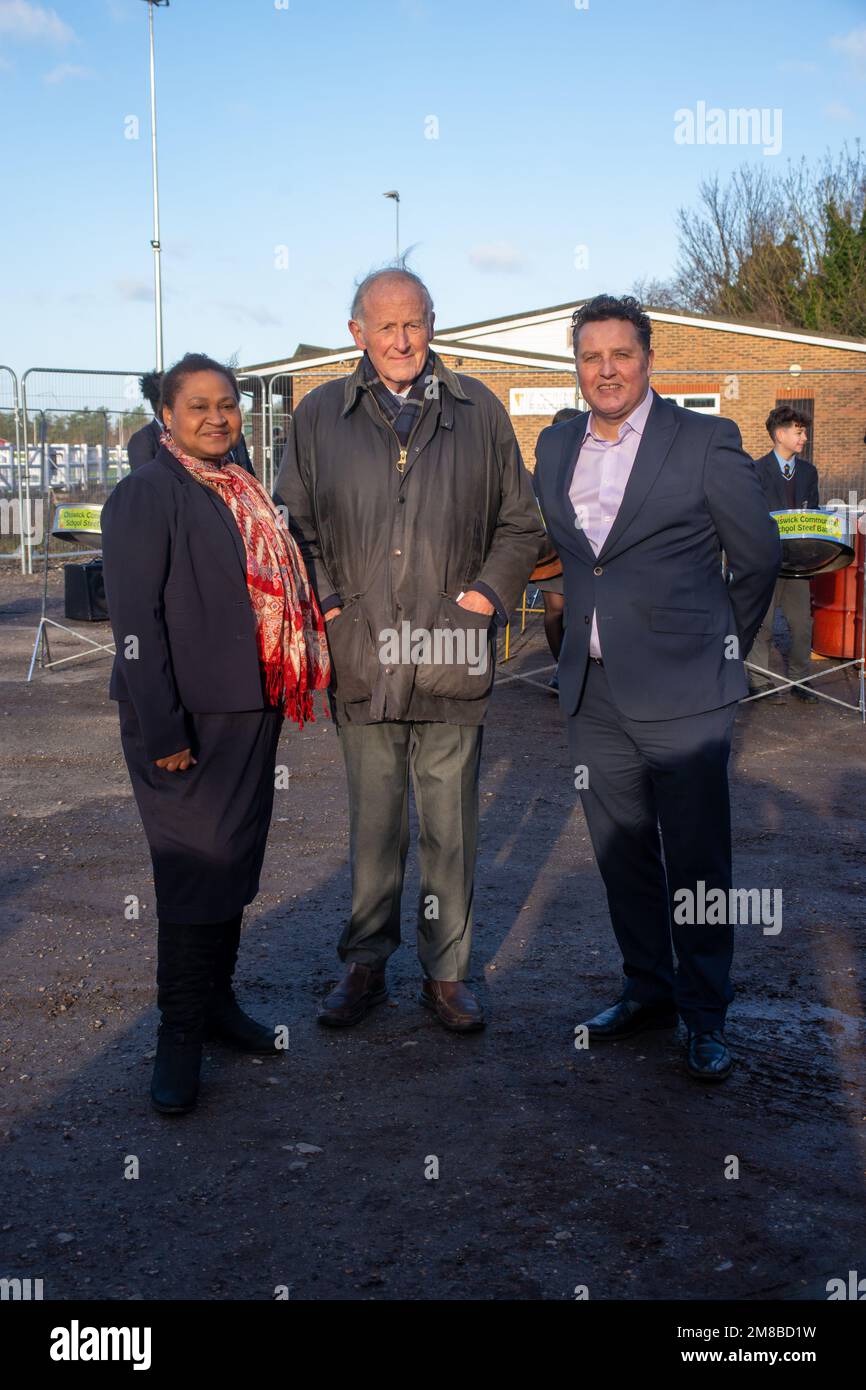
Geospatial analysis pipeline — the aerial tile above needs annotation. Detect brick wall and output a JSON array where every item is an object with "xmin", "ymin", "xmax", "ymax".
[{"xmin": 284, "ymin": 323, "xmax": 866, "ymax": 500}]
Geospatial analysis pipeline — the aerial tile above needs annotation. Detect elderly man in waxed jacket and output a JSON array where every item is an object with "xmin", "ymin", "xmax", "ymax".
[{"xmin": 275, "ymin": 267, "xmax": 544, "ymax": 1033}]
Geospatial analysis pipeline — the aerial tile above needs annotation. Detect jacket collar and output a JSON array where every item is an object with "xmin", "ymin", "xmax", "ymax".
[
  {"xmin": 341, "ymin": 349, "xmax": 469, "ymax": 416},
  {"xmin": 554, "ymin": 390, "xmax": 680, "ymax": 563}
]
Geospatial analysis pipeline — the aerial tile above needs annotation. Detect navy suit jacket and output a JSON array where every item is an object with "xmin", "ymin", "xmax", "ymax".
[
  {"xmin": 753, "ymin": 450, "xmax": 820, "ymax": 511},
  {"xmin": 101, "ymin": 445, "xmax": 264, "ymax": 761},
  {"xmin": 533, "ymin": 391, "xmax": 781, "ymax": 721},
  {"xmin": 127, "ymin": 418, "xmax": 164, "ymax": 471}
]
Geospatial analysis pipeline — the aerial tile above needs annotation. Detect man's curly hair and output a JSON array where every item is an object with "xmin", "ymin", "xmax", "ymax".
[{"xmin": 572, "ymin": 295, "xmax": 652, "ymax": 355}]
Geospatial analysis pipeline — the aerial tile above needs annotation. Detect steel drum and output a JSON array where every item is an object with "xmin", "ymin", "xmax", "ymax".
[
  {"xmin": 52, "ymin": 502, "xmax": 103, "ymax": 545},
  {"xmin": 771, "ymin": 507, "xmax": 855, "ymax": 579}
]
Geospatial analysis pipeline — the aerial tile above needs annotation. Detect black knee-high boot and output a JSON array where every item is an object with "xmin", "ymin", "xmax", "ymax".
[
  {"xmin": 151, "ymin": 922, "xmax": 218, "ymax": 1114},
  {"xmin": 206, "ymin": 913, "xmax": 279, "ymax": 1055}
]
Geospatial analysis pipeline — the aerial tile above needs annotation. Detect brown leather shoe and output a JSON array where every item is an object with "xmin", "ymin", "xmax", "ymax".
[
  {"xmin": 317, "ymin": 962, "xmax": 388, "ymax": 1027},
  {"xmin": 418, "ymin": 979, "xmax": 485, "ymax": 1032}
]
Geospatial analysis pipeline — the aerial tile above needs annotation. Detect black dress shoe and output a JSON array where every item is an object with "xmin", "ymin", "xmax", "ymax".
[
  {"xmin": 583, "ymin": 998, "xmax": 678, "ymax": 1040},
  {"xmin": 791, "ymin": 685, "xmax": 818, "ymax": 703},
  {"xmin": 205, "ymin": 995, "xmax": 279, "ymax": 1054},
  {"xmin": 686, "ymin": 1029, "xmax": 733, "ymax": 1082},
  {"xmin": 150, "ymin": 1030, "xmax": 202, "ymax": 1115}
]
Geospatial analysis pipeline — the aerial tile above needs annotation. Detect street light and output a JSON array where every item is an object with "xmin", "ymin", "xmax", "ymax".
[
  {"xmin": 383, "ymin": 190, "xmax": 400, "ymax": 260},
  {"xmin": 141, "ymin": 1, "xmax": 170, "ymax": 372}
]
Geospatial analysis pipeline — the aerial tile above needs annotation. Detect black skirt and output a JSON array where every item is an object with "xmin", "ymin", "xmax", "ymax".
[{"xmin": 118, "ymin": 701, "xmax": 283, "ymax": 924}]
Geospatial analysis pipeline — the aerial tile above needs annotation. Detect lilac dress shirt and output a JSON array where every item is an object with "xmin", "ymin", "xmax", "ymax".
[{"xmin": 568, "ymin": 387, "xmax": 653, "ymax": 659}]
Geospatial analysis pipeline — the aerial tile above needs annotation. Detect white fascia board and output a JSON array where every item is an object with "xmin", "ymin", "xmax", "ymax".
[
  {"xmin": 438, "ymin": 306, "xmax": 866, "ymax": 354},
  {"xmin": 432, "ymin": 342, "xmax": 574, "ymax": 370},
  {"xmin": 254, "ymin": 349, "xmax": 362, "ymax": 376},
  {"xmin": 256, "ymin": 343, "xmax": 574, "ymax": 375},
  {"xmin": 436, "ymin": 307, "xmax": 580, "ymax": 341},
  {"xmin": 640, "ymin": 312, "xmax": 866, "ymax": 354}
]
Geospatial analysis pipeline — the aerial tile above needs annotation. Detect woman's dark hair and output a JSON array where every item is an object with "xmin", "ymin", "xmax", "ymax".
[
  {"xmin": 766, "ymin": 404, "xmax": 809, "ymax": 439},
  {"xmin": 139, "ymin": 369, "xmax": 163, "ymax": 413},
  {"xmin": 572, "ymin": 294, "xmax": 652, "ymax": 355},
  {"xmin": 159, "ymin": 353, "xmax": 240, "ymax": 413}
]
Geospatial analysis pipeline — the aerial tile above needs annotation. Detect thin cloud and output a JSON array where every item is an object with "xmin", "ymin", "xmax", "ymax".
[
  {"xmin": 0, "ymin": 1, "xmax": 74, "ymax": 43},
  {"xmin": 831, "ymin": 25, "xmax": 866, "ymax": 78},
  {"xmin": 115, "ymin": 278, "xmax": 154, "ymax": 304},
  {"xmin": 778, "ymin": 58, "xmax": 820, "ymax": 76},
  {"xmin": 468, "ymin": 241, "xmax": 528, "ymax": 275},
  {"xmin": 43, "ymin": 62, "xmax": 92, "ymax": 84},
  {"xmin": 214, "ymin": 300, "xmax": 281, "ymax": 327},
  {"xmin": 825, "ymin": 100, "xmax": 855, "ymax": 122}
]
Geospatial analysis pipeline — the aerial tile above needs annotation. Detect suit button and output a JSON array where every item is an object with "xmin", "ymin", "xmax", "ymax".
[
  {"xmin": 393, "ymin": 548, "xmax": 402, "ymax": 556},
  {"xmin": 593, "ymin": 565, "xmax": 603, "ymax": 576},
  {"xmin": 584, "ymin": 615, "xmax": 590, "ymax": 624}
]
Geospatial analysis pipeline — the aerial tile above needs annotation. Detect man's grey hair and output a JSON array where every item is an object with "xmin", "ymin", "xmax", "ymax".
[{"xmin": 350, "ymin": 262, "xmax": 434, "ymax": 326}]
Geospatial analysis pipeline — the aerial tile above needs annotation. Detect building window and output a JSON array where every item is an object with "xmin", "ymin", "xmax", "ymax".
[{"xmin": 661, "ymin": 393, "xmax": 721, "ymax": 415}]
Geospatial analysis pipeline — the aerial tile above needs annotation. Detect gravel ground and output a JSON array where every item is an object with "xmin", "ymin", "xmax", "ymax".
[{"xmin": 1, "ymin": 566, "xmax": 865, "ymax": 1302}]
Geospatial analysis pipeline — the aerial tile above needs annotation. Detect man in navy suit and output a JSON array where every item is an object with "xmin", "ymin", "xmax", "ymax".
[
  {"xmin": 533, "ymin": 295, "xmax": 780, "ymax": 1081},
  {"xmin": 749, "ymin": 406, "xmax": 820, "ymax": 703}
]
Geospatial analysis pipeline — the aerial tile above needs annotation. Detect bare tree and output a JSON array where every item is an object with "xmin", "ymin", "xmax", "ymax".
[
  {"xmin": 630, "ymin": 276, "xmax": 684, "ymax": 310},
  {"xmin": 671, "ymin": 143, "xmax": 866, "ymax": 334}
]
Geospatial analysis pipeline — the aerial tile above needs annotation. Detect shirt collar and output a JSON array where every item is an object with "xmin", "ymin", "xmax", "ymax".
[
  {"xmin": 585, "ymin": 386, "xmax": 653, "ymax": 444},
  {"xmin": 342, "ymin": 349, "xmax": 469, "ymax": 415},
  {"xmin": 774, "ymin": 449, "xmax": 796, "ymax": 472}
]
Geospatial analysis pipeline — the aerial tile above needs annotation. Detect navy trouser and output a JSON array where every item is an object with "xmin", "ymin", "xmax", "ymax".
[{"xmin": 569, "ymin": 661, "xmax": 738, "ymax": 1033}]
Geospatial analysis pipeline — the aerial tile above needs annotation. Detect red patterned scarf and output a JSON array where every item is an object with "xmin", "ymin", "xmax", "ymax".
[{"xmin": 162, "ymin": 432, "xmax": 330, "ymax": 725}]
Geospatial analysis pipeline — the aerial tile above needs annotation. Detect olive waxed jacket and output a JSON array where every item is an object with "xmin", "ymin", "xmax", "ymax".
[{"xmin": 275, "ymin": 352, "xmax": 545, "ymax": 724}]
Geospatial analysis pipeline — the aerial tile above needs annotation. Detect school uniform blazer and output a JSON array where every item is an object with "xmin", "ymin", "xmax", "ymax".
[
  {"xmin": 101, "ymin": 445, "xmax": 264, "ymax": 761},
  {"xmin": 753, "ymin": 451, "xmax": 820, "ymax": 510}
]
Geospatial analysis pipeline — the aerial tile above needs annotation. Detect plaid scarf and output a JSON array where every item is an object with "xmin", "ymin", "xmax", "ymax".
[
  {"xmin": 362, "ymin": 352, "xmax": 431, "ymax": 446},
  {"xmin": 161, "ymin": 431, "xmax": 330, "ymax": 726}
]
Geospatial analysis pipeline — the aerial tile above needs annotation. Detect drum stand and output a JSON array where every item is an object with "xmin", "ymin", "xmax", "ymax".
[
  {"xmin": 26, "ymin": 494, "xmax": 115, "ymax": 682},
  {"xmin": 744, "ymin": 551, "xmax": 866, "ymax": 723}
]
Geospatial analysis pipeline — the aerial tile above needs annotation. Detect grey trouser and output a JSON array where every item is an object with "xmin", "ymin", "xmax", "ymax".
[
  {"xmin": 750, "ymin": 578, "xmax": 813, "ymax": 685},
  {"xmin": 337, "ymin": 721, "xmax": 483, "ymax": 981}
]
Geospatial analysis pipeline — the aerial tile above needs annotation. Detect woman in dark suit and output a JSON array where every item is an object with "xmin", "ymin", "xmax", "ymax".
[{"xmin": 102, "ymin": 353, "xmax": 329, "ymax": 1115}]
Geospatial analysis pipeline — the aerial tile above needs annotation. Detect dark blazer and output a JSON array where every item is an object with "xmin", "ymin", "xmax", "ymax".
[
  {"xmin": 753, "ymin": 450, "xmax": 820, "ymax": 510},
  {"xmin": 127, "ymin": 418, "xmax": 163, "ymax": 471},
  {"xmin": 101, "ymin": 445, "xmax": 264, "ymax": 761},
  {"xmin": 533, "ymin": 392, "xmax": 781, "ymax": 721},
  {"xmin": 127, "ymin": 418, "xmax": 256, "ymax": 477}
]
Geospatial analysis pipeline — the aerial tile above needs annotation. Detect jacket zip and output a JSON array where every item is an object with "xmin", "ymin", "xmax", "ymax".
[{"xmin": 367, "ymin": 390, "xmax": 426, "ymax": 473}]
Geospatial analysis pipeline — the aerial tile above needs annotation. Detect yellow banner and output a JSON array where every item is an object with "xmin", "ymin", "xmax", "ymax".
[
  {"xmin": 772, "ymin": 510, "xmax": 843, "ymax": 541},
  {"xmin": 54, "ymin": 506, "xmax": 102, "ymax": 534}
]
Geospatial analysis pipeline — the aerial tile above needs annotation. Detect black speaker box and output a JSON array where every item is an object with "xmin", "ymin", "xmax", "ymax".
[{"xmin": 64, "ymin": 560, "xmax": 108, "ymax": 622}]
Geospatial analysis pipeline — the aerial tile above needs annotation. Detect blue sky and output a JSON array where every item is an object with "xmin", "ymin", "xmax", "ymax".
[{"xmin": 0, "ymin": 0, "xmax": 864, "ymax": 375}]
